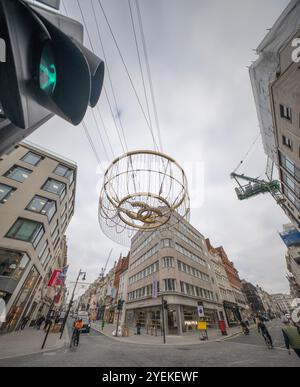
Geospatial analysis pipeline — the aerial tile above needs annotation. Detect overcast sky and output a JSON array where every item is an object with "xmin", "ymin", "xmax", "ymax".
[{"xmin": 30, "ymin": 0, "xmax": 292, "ymax": 297}]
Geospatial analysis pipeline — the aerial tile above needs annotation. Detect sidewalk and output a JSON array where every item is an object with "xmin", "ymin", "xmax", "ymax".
[
  {"xmin": 92, "ymin": 321, "xmax": 246, "ymax": 346},
  {"xmin": 0, "ymin": 327, "xmax": 69, "ymax": 360}
]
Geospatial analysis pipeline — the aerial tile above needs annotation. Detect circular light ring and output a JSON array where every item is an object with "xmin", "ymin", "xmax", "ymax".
[{"xmin": 99, "ymin": 150, "xmax": 190, "ymax": 246}]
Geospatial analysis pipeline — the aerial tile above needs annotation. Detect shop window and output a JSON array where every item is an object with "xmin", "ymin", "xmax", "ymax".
[{"xmin": 0, "ymin": 249, "xmax": 30, "ymax": 283}]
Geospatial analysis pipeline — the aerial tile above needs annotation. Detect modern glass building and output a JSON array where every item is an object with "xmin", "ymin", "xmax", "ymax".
[{"xmin": 0, "ymin": 142, "xmax": 76, "ymax": 332}]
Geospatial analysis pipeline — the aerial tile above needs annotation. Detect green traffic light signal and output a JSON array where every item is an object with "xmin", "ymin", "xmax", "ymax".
[{"xmin": 39, "ymin": 43, "xmax": 57, "ymax": 96}]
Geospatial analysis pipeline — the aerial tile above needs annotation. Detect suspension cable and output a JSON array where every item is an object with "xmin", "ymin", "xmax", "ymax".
[
  {"xmin": 128, "ymin": 0, "xmax": 153, "ymax": 130},
  {"xmin": 97, "ymin": 0, "xmax": 159, "ymax": 151},
  {"xmin": 135, "ymin": 0, "xmax": 164, "ymax": 152}
]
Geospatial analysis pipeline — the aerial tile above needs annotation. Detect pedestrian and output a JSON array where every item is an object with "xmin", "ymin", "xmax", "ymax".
[
  {"xmin": 136, "ymin": 321, "xmax": 141, "ymax": 335},
  {"xmin": 282, "ymin": 318, "xmax": 300, "ymax": 358},
  {"xmin": 257, "ymin": 318, "xmax": 273, "ymax": 348},
  {"xmin": 36, "ymin": 316, "xmax": 45, "ymax": 330},
  {"xmin": 244, "ymin": 318, "xmax": 250, "ymax": 328},
  {"xmin": 44, "ymin": 317, "xmax": 52, "ymax": 331},
  {"xmin": 20, "ymin": 316, "xmax": 29, "ymax": 330}
]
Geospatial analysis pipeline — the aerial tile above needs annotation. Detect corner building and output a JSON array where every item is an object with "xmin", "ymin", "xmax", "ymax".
[{"xmin": 125, "ymin": 215, "xmax": 225, "ymax": 335}]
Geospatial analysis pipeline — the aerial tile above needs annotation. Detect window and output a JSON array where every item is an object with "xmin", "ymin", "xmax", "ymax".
[
  {"xmin": 38, "ymin": 241, "xmax": 52, "ymax": 267},
  {"xmin": 280, "ymin": 104, "xmax": 292, "ymax": 121},
  {"xmin": 0, "ymin": 183, "xmax": 16, "ymax": 203},
  {"xmin": 26, "ymin": 196, "xmax": 56, "ymax": 221},
  {"xmin": 50, "ymin": 220, "xmax": 59, "ymax": 236},
  {"xmin": 50, "ymin": 220, "xmax": 60, "ymax": 247},
  {"xmin": 0, "ymin": 249, "xmax": 30, "ymax": 282},
  {"xmin": 162, "ymin": 239, "xmax": 172, "ymax": 248},
  {"xmin": 164, "ymin": 278, "xmax": 176, "ymax": 292},
  {"xmin": 283, "ymin": 136, "xmax": 293, "ymax": 150},
  {"xmin": 162, "ymin": 257, "xmax": 175, "ymax": 269},
  {"xmin": 43, "ymin": 179, "xmax": 66, "ymax": 199},
  {"xmin": 54, "ymin": 164, "xmax": 74, "ymax": 184},
  {"xmin": 21, "ymin": 152, "xmax": 42, "ymax": 166},
  {"xmin": 6, "ymin": 218, "xmax": 44, "ymax": 248},
  {"xmin": 4, "ymin": 165, "xmax": 32, "ymax": 183},
  {"xmin": 61, "ymin": 203, "xmax": 67, "ymax": 217}
]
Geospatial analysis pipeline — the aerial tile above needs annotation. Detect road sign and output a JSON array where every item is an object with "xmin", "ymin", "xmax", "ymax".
[{"xmin": 197, "ymin": 305, "xmax": 205, "ymax": 318}]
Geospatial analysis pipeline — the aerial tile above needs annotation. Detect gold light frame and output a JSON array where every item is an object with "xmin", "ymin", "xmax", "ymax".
[{"xmin": 99, "ymin": 150, "xmax": 190, "ymax": 246}]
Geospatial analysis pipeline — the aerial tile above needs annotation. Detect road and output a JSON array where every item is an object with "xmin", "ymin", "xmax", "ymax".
[{"xmin": 0, "ymin": 320, "xmax": 299, "ymax": 367}]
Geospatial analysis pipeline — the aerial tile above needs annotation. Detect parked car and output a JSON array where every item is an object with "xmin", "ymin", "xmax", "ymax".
[{"xmin": 80, "ymin": 317, "xmax": 91, "ymax": 333}]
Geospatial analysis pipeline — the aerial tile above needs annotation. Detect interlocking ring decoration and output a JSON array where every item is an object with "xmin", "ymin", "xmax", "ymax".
[{"xmin": 99, "ymin": 150, "xmax": 190, "ymax": 246}]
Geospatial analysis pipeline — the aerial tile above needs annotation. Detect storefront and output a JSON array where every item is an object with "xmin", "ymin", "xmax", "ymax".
[
  {"xmin": 181, "ymin": 305, "xmax": 219, "ymax": 332},
  {"xmin": 1, "ymin": 266, "xmax": 40, "ymax": 332},
  {"xmin": 0, "ymin": 250, "xmax": 30, "ymax": 304},
  {"xmin": 125, "ymin": 306, "xmax": 163, "ymax": 335},
  {"xmin": 223, "ymin": 301, "xmax": 241, "ymax": 327}
]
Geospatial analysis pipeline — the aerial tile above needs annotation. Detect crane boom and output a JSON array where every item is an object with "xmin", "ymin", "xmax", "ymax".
[
  {"xmin": 230, "ymin": 172, "xmax": 281, "ymax": 201},
  {"xmin": 99, "ymin": 248, "xmax": 113, "ymax": 279}
]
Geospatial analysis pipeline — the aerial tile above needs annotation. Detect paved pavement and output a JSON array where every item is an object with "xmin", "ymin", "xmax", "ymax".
[
  {"xmin": 0, "ymin": 319, "xmax": 299, "ymax": 367},
  {"xmin": 91, "ymin": 321, "xmax": 244, "ymax": 346},
  {"xmin": 0, "ymin": 326, "xmax": 69, "ymax": 360}
]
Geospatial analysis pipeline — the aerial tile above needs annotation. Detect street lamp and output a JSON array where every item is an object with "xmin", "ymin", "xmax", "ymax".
[{"xmin": 60, "ymin": 269, "xmax": 86, "ymax": 339}]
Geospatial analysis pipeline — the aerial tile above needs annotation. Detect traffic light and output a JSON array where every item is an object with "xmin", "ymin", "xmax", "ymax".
[
  {"xmin": 0, "ymin": 0, "xmax": 104, "ymax": 154},
  {"xmin": 163, "ymin": 300, "xmax": 168, "ymax": 310},
  {"xmin": 117, "ymin": 299, "xmax": 124, "ymax": 311}
]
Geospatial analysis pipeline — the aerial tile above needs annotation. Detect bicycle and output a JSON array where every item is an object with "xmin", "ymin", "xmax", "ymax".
[
  {"xmin": 262, "ymin": 332, "xmax": 273, "ymax": 350},
  {"xmin": 70, "ymin": 329, "xmax": 79, "ymax": 349}
]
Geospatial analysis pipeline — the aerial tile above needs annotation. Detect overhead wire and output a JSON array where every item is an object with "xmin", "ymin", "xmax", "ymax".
[
  {"xmin": 90, "ymin": 0, "xmax": 128, "ymax": 154},
  {"xmin": 233, "ymin": 133, "xmax": 261, "ymax": 174},
  {"xmin": 127, "ymin": 0, "xmax": 153, "ymax": 131},
  {"xmin": 97, "ymin": 0, "xmax": 159, "ymax": 151},
  {"xmin": 76, "ymin": 0, "xmax": 127, "ymax": 156},
  {"xmin": 135, "ymin": 0, "xmax": 164, "ymax": 152}
]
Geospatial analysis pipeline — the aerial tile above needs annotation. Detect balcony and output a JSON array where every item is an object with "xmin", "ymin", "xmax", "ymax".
[{"xmin": 0, "ymin": 276, "xmax": 18, "ymax": 295}]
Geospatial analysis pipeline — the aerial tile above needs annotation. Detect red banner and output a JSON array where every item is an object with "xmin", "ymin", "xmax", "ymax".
[
  {"xmin": 48, "ymin": 270, "xmax": 62, "ymax": 287},
  {"xmin": 54, "ymin": 292, "xmax": 61, "ymax": 304}
]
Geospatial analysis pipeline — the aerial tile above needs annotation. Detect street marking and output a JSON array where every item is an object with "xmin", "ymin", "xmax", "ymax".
[{"xmin": 42, "ymin": 352, "xmax": 57, "ymax": 356}]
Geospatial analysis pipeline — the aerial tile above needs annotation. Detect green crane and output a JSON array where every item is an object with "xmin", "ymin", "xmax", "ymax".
[{"xmin": 230, "ymin": 172, "xmax": 282, "ymax": 202}]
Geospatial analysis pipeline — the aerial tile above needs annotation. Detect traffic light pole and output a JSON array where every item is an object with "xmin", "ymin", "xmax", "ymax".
[{"xmin": 161, "ymin": 296, "xmax": 166, "ymax": 345}]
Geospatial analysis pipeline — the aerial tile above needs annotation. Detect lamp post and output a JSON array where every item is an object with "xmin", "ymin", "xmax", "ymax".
[{"xmin": 59, "ymin": 269, "xmax": 86, "ymax": 339}]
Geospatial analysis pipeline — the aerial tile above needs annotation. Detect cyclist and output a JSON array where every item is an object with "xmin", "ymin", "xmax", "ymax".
[
  {"xmin": 257, "ymin": 317, "xmax": 273, "ymax": 348},
  {"xmin": 240, "ymin": 320, "xmax": 250, "ymax": 335},
  {"xmin": 72, "ymin": 318, "xmax": 84, "ymax": 347}
]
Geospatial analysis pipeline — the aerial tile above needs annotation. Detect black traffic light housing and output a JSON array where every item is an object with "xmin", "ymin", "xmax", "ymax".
[
  {"xmin": 0, "ymin": 0, "xmax": 104, "ymax": 154},
  {"xmin": 117, "ymin": 299, "xmax": 124, "ymax": 311},
  {"xmin": 163, "ymin": 300, "xmax": 168, "ymax": 310}
]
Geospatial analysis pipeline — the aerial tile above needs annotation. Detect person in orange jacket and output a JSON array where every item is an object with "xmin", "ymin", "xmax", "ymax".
[{"xmin": 73, "ymin": 319, "xmax": 84, "ymax": 347}]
